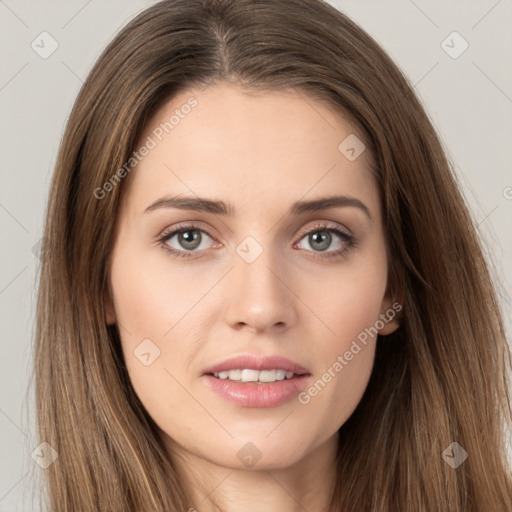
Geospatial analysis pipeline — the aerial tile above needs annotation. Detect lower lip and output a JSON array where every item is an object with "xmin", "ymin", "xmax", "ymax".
[{"xmin": 203, "ymin": 374, "xmax": 311, "ymax": 408}]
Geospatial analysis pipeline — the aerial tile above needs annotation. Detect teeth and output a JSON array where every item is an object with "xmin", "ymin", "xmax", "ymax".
[
  {"xmin": 275, "ymin": 369, "xmax": 286, "ymax": 380},
  {"xmin": 258, "ymin": 370, "xmax": 276, "ymax": 383},
  {"xmin": 213, "ymin": 369, "xmax": 297, "ymax": 382}
]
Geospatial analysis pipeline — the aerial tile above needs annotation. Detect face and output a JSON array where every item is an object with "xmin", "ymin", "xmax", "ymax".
[{"xmin": 106, "ymin": 83, "xmax": 400, "ymax": 471}]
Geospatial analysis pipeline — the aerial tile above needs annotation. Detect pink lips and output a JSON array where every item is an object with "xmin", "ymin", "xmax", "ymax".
[{"xmin": 202, "ymin": 355, "xmax": 311, "ymax": 408}]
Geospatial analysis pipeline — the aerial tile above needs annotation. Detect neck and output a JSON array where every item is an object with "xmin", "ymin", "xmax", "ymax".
[{"xmin": 167, "ymin": 432, "xmax": 339, "ymax": 512}]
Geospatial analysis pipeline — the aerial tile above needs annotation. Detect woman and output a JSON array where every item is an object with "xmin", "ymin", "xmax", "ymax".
[{"xmin": 34, "ymin": 0, "xmax": 512, "ymax": 510}]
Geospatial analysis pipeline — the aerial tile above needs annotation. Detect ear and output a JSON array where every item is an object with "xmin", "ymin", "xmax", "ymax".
[
  {"xmin": 103, "ymin": 281, "xmax": 117, "ymax": 325},
  {"xmin": 377, "ymin": 284, "xmax": 404, "ymax": 336}
]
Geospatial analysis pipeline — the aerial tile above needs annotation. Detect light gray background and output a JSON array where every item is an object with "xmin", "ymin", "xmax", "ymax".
[{"xmin": 1, "ymin": 1, "xmax": 511, "ymax": 510}]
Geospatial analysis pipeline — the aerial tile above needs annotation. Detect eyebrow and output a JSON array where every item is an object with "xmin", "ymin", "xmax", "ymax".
[{"xmin": 144, "ymin": 194, "xmax": 372, "ymax": 220}]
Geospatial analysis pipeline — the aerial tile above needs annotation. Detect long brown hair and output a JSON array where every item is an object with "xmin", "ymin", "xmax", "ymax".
[{"xmin": 33, "ymin": 0, "xmax": 512, "ymax": 510}]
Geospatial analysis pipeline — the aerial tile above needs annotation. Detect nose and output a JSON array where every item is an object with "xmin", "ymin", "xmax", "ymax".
[{"xmin": 224, "ymin": 243, "xmax": 297, "ymax": 335}]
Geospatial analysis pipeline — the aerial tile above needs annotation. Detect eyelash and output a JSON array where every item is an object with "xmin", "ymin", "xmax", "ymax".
[{"xmin": 156, "ymin": 222, "xmax": 357, "ymax": 260}]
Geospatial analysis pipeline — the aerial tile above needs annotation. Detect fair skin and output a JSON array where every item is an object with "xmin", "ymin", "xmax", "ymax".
[{"xmin": 106, "ymin": 83, "xmax": 400, "ymax": 511}]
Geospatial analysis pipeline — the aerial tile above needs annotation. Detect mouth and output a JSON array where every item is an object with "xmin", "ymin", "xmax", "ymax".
[{"xmin": 202, "ymin": 355, "xmax": 311, "ymax": 407}]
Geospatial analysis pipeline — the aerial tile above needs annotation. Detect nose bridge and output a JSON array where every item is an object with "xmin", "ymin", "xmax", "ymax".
[
  {"xmin": 224, "ymin": 233, "xmax": 296, "ymax": 331},
  {"xmin": 234, "ymin": 233, "xmax": 284, "ymax": 300}
]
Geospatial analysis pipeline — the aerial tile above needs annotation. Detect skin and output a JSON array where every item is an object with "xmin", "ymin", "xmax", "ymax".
[{"xmin": 106, "ymin": 83, "xmax": 400, "ymax": 512}]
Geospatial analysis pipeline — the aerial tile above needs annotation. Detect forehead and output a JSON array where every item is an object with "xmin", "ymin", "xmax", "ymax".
[{"xmin": 120, "ymin": 83, "xmax": 378, "ymax": 219}]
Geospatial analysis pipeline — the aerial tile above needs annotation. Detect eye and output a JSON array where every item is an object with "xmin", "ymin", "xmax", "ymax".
[
  {"xmin": 295, "ymin": 223, "xmax": 356, "ymax": 259},
  {"xmin": 157, "ymin": 223, "xmax": 215, "ymax": 258}
]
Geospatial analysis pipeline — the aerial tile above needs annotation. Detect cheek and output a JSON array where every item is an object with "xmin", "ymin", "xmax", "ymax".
[
  {"xmin": 111, "ymin": 269, "xmax": 167, "ymax": 337},
  {"xmin": 108, "ymin": 241, "xmax": 212, "ymax": 381},
  {"xmin": 108, "ymin": 246, "xmax": 196, "ymax": 421},
  {"xmin": 297, "ymin": 284, "xmax": 382, "ymax": 433},
  {"xmin": 109, "ymin": 244, "xmax": 191, "ymax": 339},
  {"xmin": 108, "ymin": 245, "xmax": 177, "ymax": 378},
  {"xmin": 296, "ymin": 241, "xmax": 387, "ymax": 419},
  {"xmin": 305, "ymin": 241, "xmax": 388, "ymax": 349}
]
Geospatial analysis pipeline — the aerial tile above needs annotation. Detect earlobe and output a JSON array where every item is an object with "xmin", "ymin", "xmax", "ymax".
[
  {"xmin": 377, "ymin": 261, "xmax": 405, "ymax": 336},
  {"xmin": 378, "ymin": 289, "xmax": 404, "ymax": 336},
  {"xmin": 377, "ymin": 310, "xmax": 400, "ymax": 336}
]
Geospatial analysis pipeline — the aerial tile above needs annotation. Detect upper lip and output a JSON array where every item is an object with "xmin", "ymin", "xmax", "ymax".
[{"xmin": 202, "ymin": 355, "xmax": 310, "ymax": 376}]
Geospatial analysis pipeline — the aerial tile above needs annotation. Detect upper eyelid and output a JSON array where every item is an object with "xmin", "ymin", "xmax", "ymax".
[
  {"xmin": 158, "ymin": 221, "xmax": 216, "ymax": 241},
  {"xmin": 296, "ymin": 221, "xmax": 352, "ymax": 238}
]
